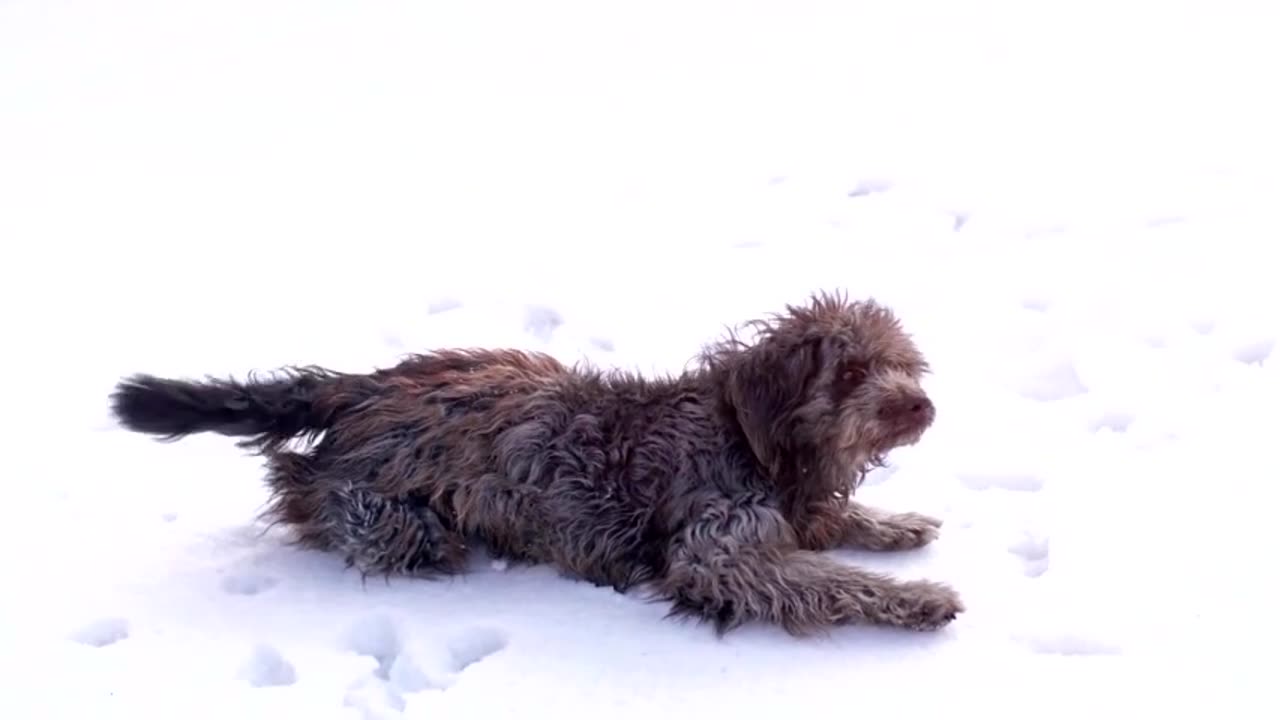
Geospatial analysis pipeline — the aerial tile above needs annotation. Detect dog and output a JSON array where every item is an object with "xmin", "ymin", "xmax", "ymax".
[{"xmin": 109, "ymin": 290, "xmax": 963, "ymax": 636}]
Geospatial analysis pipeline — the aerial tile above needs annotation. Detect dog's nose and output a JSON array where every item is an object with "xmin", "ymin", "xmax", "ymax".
[
  {"xmin": 883, "ymin": 395, "xmax": 933, "ymax": 420},
  {"xmin": 906, "ymin": 396, "xmax": 933, "ymax": 416}
]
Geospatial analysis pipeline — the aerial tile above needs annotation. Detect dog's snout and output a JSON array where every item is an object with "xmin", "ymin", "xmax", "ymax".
[
  {"xmin": 880, "ymin": 393, "xmax": 934, "ymax": 420},
  {"xmin": 907, "ymin": 396, "xmax": 933, "ymax": 415}
]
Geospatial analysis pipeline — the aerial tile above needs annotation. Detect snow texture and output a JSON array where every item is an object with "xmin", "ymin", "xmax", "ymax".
[
  {"xmin": 240, "ymin": 644, "xmax": 298, "ymax": 688},
  {"xmin": 1, "ymin": 0, "xmax": 1277, "ymax": 718}
]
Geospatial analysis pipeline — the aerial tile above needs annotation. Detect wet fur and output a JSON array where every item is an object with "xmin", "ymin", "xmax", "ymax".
[{"xmin": 110, "ymin": 290, "xmax": 964, "ymax": 636}]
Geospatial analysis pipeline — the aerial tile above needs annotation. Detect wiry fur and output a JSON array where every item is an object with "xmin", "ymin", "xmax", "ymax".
[{"xmin": 109, "ymin": 290, "xmax": 963, "ymax": 636}]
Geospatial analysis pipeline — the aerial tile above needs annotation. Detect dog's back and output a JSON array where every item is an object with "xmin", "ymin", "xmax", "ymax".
[
  {"xmin": 109, "ymin": 347, "xmax": 689, "ymax": 588},
  {"xmin": 320, "ymin": 349, "xmax": 704, "ymax": 591}
]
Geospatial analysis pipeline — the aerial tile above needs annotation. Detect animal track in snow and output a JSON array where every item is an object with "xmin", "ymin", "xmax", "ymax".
[
  {"xmin": 523, "ymin": 305, "xmax": 563, "ymax": 343},
  {"xmin": 1090, "ymin": 410, "xmax": 1135, "ymax": 433},
  {"xmin": 337, "ymin": 615, "xmax": 506, "ymax": 717},
  {"xmin": 1018, "ymin": 361, "xmax": 1087, "ymax": 401},
  {"xmin": 69, "ymin": 617, "xmax": 129, "ymax": 647},
  {"xmin": 1007, "ymin": 532, "xmax": 1050, "ymax": 578},
  {"xmin": 387, "ymin": 650, "xmax": 441, "ymax": 694},
  {"xmin": 1017, "ymin": 630, "xmax": 1122, "ymax": 656},
  {"xmin": 340, "ymin": 613, "xmax": 403, "ymax": 680},
  {"xmin": 344, "ymin": 676, "xmax": 407, "ymax": 717},
  {"xmin": 846, "ymin": 178, "xmax": 891, "ymax": 197},
  {"xmin": 221, "ymin": 571, "xmax": 279, "ymax": 596},
  {"xmin": 1143, "ymin": 333, "xmax": 1168, "ymax": 349},
  {"xmin": 1020, "ymin": 295, "xmax": 1052, "ymax": 312},
  {"xmin": 1234, "ymin": 337, "xmax": 1274, "ymax": 365},
  {"xmin": 446, "ymin": 626, "xmax": 508, "ymax": 672},
  {"xmin": 161, "ymin": 512, "xmax": 178, "ymax": 522},
  {"xmin": 338, "ymin": 615, "xmax": 420, "ymax": 719},
  {"xmin": 957, "ymin": 473, "xmax": 1045, "ymax": 493},
  {"xmin": 240, "ymin": 643, "xmax": 297, "ymax": 688},
  {"xmin": 427, "ymin": 297, "xmax": 462, "ymax": 315},
  {"xmin": 589, "ymin": 337, "xmax": 615, "ymax": 352}
]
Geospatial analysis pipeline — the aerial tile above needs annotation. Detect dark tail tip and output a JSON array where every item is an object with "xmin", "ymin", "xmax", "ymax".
[
  {"xmin": 109, "ymin": 367, "xmax": 342, "ymax": 444},
  {"xmin": 109, "ymin": 374, "xmax": 219, "ymax": 439}
]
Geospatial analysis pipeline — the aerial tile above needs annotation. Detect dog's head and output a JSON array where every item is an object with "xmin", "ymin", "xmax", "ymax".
[{"xmin": 705, "ymin": 290, "xmax": 934, "ymax": 491}]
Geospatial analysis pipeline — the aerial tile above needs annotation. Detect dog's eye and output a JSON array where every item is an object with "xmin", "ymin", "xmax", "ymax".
[{"xmin": 835, "ymin": 364, "xmax": 868, "ymax": 394}]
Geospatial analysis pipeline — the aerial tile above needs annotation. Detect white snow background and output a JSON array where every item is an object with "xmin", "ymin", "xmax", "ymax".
[{"xmin": 2, "ymin": 0, "xmax": 1278, "ymax": 717}]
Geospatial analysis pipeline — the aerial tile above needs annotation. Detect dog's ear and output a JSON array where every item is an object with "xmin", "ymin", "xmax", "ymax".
[{"xmin": 724, "ymin": 334, "xmax": 832, "ymax": 472}]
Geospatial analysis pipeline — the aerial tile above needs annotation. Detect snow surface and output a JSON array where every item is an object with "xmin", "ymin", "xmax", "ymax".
[{"xmin": 2, "ymin": 0, "xmax": 1278, "ymax": 717}]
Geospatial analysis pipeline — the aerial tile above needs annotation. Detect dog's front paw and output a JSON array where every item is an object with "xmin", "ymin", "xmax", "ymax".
[
  {"xmin": 847, "ymin": 511, "xmax": 942, "ymax": 551},
  {"xmin": 906, "ymin": 511, "xmax": 944, "ymax": 529},
  {"xmin": 885, "ymin": 511, "xmax": 943, "ymax": 548},
  {"xmin": 892, "ymin": 580, "xmax": 964, "ymax": 631}
]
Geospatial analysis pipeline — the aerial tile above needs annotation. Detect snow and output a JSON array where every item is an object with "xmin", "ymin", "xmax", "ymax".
[
  {"xmin": 240, "ymin": 644, "xmax": 299, "ymax": 689},
  {"xmin": 1, "ymin": 0, "xmax": 1278, "ymax": 717}
]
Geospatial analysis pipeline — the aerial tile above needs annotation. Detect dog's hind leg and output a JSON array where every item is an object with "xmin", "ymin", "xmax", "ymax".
[{"xmin": 327, "ymin": 484, "xmax": 469, "ymax": 580}]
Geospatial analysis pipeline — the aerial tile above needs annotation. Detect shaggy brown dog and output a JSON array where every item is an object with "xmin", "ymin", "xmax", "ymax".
[{"xmin": 109, "ymin": 290, "xmax": 963, "ymax": 636}]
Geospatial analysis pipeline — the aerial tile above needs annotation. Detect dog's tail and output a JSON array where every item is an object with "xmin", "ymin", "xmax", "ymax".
[{"xmin": 109, "ymin": 367, "xmax": 351, "ymax": 449}]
